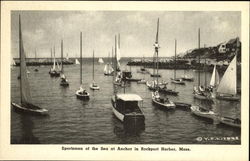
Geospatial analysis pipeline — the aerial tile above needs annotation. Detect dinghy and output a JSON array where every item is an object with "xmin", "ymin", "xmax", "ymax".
[
  {"xmin": 59, "ymin": 40, "xmax": 69, "ymax": 87},
  {"xmin": 75, "ymin": 32, "xmax": 90, "ymax": 100},
  {"xmin": 218, "ymin": 116, "xmax": 241, "ymax": 128},
  {"xmin": 190, "ymin": 105, "xmax": 215, "ymax": 120},
  {"xmin": 152, "ymin": 91, "xmax": 176, "ymax": 110},
  {"xmin": 12, "ymin": 15, "xmax": 48, "ymax": 115},
  {"xmin": 216, "ymin": 54, "xmax": 240, "ymax": 101},
  {"xmin": 171, "ymin": 39, "xmax": 185, "ymax": 85},
  {"xmin": 90, "ymin": 50, "xmax": 100, "ymax": 90}
]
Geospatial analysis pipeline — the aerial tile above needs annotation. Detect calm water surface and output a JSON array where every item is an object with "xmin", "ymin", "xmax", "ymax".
[{"xmin": 11, "ymin": 61, "xmax": 241, "ymax": 144}]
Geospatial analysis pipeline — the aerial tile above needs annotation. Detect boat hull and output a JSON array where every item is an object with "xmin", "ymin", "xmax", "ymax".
[
  {"xmin": 193, "ymin": 93, "xmax": 212, "ymax": 101},
  {"xmin": 219, "ymin": 117, "xmax": 241, "ymax": 128},
  {"xmin": 11, "ymin": 102, "xmax": 48, "ymax": 116},
  {"xmin": 75, "ymin": 91, "xmax": 90, "ymax": 100},
  {"xmin": 90, "ymin": 84, "xmax": 100, "ymax": 90},
  {"xmin": 150, "ymin": 74, "xmax": 161, "ymax": 77},
  {"xmin": 158, "ymin": 88, "xmax": 179, "ymax": 96},
  {"xmin": 216, "ymin": 95, "xmax": 240, "ymax": 101},
  {"xmin": 60, "ymin": 81, "xmax": 69, "ymax": 87},
  {"xmin": 190, "ymin": 105, "xmax": 215, "ymax": 120},
  {"xmin": 182, "ymin": 77, "xmax": 194, "ymax": 81},
  {"xmin": 171, "ymin": 78, "xmax": 185, "ymax": 85},
  {"xmin": 49, "ymin": 71, "xmax": 60, "ymax": 77}
]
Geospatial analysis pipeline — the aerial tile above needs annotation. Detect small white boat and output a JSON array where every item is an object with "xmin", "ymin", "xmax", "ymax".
[
  {"xmin": 98, "ymin": 58, "xmax": 104, "ymax": 64},
  {"xmin": 171, "ymin": 78, "xmax": 185, "ymax": 85},
  {"xmin": 152, "ymin": 91, "xmax": 176, "ymax": 110},
  {"xmin": 219, "ymin": 116, "xmax": 241, "ymax": 128},
  {"xmin": 90, "ymin": 82, "xmax": 100, "ymax": 90},
  {"xmin": 181, "ymin": 75, "xmax": 194, "ymax": 81},
  {"xmin": 75, "ymin": 58, "xmax": 80, "ymax": 65},
  {"xmin": 190, "ymin": 105, "xmax": 215, "ymax": 120},
  {"xmin": 75, "ymin": 86, "xmax": 90, "ymax": 100}
]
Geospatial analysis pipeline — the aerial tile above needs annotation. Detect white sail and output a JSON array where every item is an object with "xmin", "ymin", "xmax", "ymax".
[
  {"xmin": 116, "ymin": 41, "xmax": 121, "ymax": 69},
  {"xmin": 56, "ymin": 61, "xmax": 61, "ymax": 71},
  {"xmin": 104, "ymin": 64, "xmax": 108, "ymax": 72},
  {"xmin": 19, "ymin": 16, "xmax": 33, "ymax": 105},
  {"xmin": 217, "ymin": 55, "xmax": 237, "ymax": 95},
  {"xmin": 209, "ymin": 64, "xmax": 220, "ymax": 87},
  {"xmin": 98, "ymin": 58, "xmax": 104, "ymax": 64},
  {"xmin": 75, "ymin": 58, "xmax": 80, "ymax": 65},
  {"xmin": 52, "ymin": 55, "xmax": 56, "ymax": 70},
  {"xmin": 104, "ymin": 63, "xmax": 114, "ymax": 74},
  {"xmin": 66, "ymin": 53, "xmax": 69, "ymax": 60}
]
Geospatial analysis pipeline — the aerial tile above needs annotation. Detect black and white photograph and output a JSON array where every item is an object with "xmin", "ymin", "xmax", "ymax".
[{"xmin": 1, "ymin": 1, "xmax": 249, "ymax": 161}]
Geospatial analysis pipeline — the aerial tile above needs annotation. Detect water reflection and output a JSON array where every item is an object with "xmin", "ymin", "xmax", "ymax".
[{"xmin": 14, "ymin": 115, "xmax": 40, "ymax": 144}]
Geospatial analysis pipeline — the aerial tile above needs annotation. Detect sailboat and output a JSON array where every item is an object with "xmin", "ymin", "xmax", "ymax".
[
  {"xmin": 193, "ymin": 28, "xmax": 212, "ymax": 101},
  {"xmin": 151, "ymin": 18, "xmax": 176, "ymax": 109},
  {"xmin": 98, "ymin": 58, "xmax": 104, "ymax": 64},
  {"xmin": 76, "ymin": 32, "xmax": 90, "ymax": 100},
  {"xmin": 104, "ymin": 52, "xmax": 114, "ymax": 76},
  {"xmin": 34, "ymin": 49, "xmax": 39, "ymax": 72},
  {"xmin": 75, "ymin": 58, "xmax": 80, "ymax": 65},
  {"xmin": 11, "ymin": 15, "xmax": 48, "ymax": 115},
  {"xmin": 111, "ymin": 35, "xmax": 145, "ymax": 127},
  {"xmin": 209, "ymin": 64, "xmax": 220, "ymax": 90},
  {"xmin": 59, "ymin": 40, "xmax": 69, "ymax": 87},
  {"xmin": 190, "ymin": 105, "xmax": 215, "ymax": 120},
  {"xmin": 216, "ymin": 54, "xmax": 240, "ymax": 101},
  {"xmin": 171, "ymin": 39, "xmax": 185, "ymax": 85},
  {"xmin": 49, "ymin": 46, "xmax": 60, "ymax": 77},
  {"xmin": 90, "ymin": 50, "xmax": 100, "ymax": 90}
]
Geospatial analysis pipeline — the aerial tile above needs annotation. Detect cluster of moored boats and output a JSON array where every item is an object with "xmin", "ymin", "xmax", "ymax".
[{"xmin": 11, "ymin": 16, "xmax": 241, "ymax": 132}]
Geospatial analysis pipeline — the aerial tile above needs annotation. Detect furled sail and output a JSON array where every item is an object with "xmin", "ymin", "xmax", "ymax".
[
  {"xmin": 116, "ymin": 40, "xmax": 121, "ymax": 70},
  {"xmin": 209, "ymin": 64, "xmax": 220, "ymax": 87},
  {"xmin": 19, "ymin": 15, "xmax": 33, "ymax": 105},
  {"xmin": 217, "ymin": 55, "xmax": 237, "ymax": 95}
]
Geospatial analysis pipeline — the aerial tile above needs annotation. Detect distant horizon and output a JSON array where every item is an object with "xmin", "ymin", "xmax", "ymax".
[{"xmin": 12, "ymin": 11, "xmax": 240, "ymax": 58}]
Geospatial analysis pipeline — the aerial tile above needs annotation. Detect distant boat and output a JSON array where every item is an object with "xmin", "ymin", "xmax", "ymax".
[
  {"xmin": 49, "ymin": 46, "xmax": 60, "ymax": 77},
  {"xmin": 90, "ymin": 50, "xmax": 100, "ymax": 90},
  {"xmin": 76, "ymin": 32, "xmax": 90, "ymax": 100},
  {"xmin": 75, "ymin": 58, "xmax": 80, "ymax": 65},
  {"xmin": 111, "ymin": 35, "xmax": 145, "ymax": 128},
  {"xmin": 171, "ymin": 39, "xmax": 185, "ymax": 85},
  {"xmin": 137, "ymin": 56, "xmax": 150, "ymax": 74},
  {"xmin": 216, "ymin": 54, "xmax": 240, "ymax": 101},
  {"xmin": 151, "ymin": 18, "xmax": 176, "ymax": 108},
  {"xmin": 59, "ymin": 40, "xmax": 69, "ymax": 87},
  {"xmin": 104, "ymin": 52, "xmax": 114, "ymax": 76},
  {"xmin": 11, "ymin": 15, "xmax": 48, "ymax": 115},
  {"xmin": 98, "ymin": 58, "xmax": 104, "ymax": 64}
]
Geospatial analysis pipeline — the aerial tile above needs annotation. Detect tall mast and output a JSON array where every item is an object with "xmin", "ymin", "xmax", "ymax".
[
  {"xmin": 53, "ymin": 45, "xmax": 56, "ymax": 68},
  {"xmin": 204, "ymin": 58, "xmax": 207, "ymax": 87},
  {"xmin": 35, "ymin": 48, "xmax": 37, "ymax": 60},
  {"xmin": 50, "ymin": 48, "xmax": 53, "ymax": 67},
  {"xmin": 113, "ymin": 36, "xmax": 117, "ymax": 95},
  {"xmin": 112, "ymin": 46, "xmax": 114, "ymax": 68},
  {"xmin": 92, "ymin": 50, "xmax": 94, "ymax": 81},
  {"xmin": 198, "ymin": 28, "xmax": 200, "ymax": 87},
  {"xmin": 155, "ymin": 18, "xmax": 159, "ymax": 87},
  {"xmin": 61, "ymin": 40, "xmax": 63, "ymax": 73},
  {"xmin": 174, "ymin": 39, "xmax": 177, "ymax": 79},
  {"xmin": 19, "ymin": 15, "xmax": 22, "ymax": 103},
  {"xmin": 80, "ymin": 32, "xmax": 82, "ymax": 85}
]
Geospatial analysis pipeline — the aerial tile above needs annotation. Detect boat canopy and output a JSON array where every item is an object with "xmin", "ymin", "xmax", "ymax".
[{"xmin": 116, "ymin": 94, "xmax": 143, "ymax": 101}]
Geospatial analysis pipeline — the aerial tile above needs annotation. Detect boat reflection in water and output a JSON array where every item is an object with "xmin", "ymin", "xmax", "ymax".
[{"xmin": 12, "ymin": 115, "xmax": 40, "ymax": 144}]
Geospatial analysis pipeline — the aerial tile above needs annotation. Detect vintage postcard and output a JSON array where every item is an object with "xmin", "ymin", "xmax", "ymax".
[{"xmin": 0, "ymin": 1, "xmax": 249, "ymax": 160}]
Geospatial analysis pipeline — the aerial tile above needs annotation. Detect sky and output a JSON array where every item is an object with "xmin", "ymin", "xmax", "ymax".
[{"xmin": 11, "ymin": 11, "xmax": 241, "ymax": 58}]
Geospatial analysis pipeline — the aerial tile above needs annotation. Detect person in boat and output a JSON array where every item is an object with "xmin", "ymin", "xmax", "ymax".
[
  {"xmin": 61, "ymin": 74, "xmax": 68, "ymax": 83},
  {"xmin": 79, "ymin": 86, "xmax": 88, "ymax": 95}
]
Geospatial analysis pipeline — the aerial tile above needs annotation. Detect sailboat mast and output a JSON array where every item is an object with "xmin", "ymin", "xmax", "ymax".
[
  {"xmin": 198, "ymin": 28, "xmax": 200, "ymax": 87},
  {"xmin": 80, "ymin": 32, "xmax": 82, "ymax": 85},
  {"xmin": 156, "ymin": 18, "xmax": 159, "ymax": 87},
  {"xmin": 93, "ymin": 50, "xmax": 94, "ymax": 81},
  {"xmin": 112, "ymin": 47, "xmax": 114, "ymax": 68},
  {"xmin": 204, "ymin": 58, "xmax": 207, "ymax": 87},
  {"xmin": 19, "ymin": 15, "xmax": 23, "ymax": 103},
  {"xmin": 174, "ymin": 39, "xmax": 177, "ymax": 79},
  {"xmin": 61, "ymin": 40, "xmax": 63, "ymax": 73},
  {"xmin": 113, "ymin": 36, "xmax": 117, "ymax": 95},
  {"xmin": 50, "ymin": 48, "xmax": 53, "ymax": 67},
  {"xmin": 53, "ymin": 45, "xmax": 56, "ymax": 68}
]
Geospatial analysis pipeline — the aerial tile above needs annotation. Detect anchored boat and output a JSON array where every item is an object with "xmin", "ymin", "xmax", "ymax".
[
  {"xmin": 90, "ymin": 50, "xmax": 100, "ymax": 90},
  {"xmin": 190, "ymin": 105, "xmax": 215, "ymax": 120},
  {"xmin": 59, "ymin": 40, "xmax": 69, "ymax": 87},
  {"xmin": 75, "ymin": 32, "xmax": 90, "ymax": 100},
  {"xmin": 152, "ymin": 91, "xmax": 176, "ymax": 110},
  {"xmin": 12, "ymin": 15, "xmax": 48, "ymax": 116},
  {"xmin": 218, "ymin": 116, "xmax": 241, "ymax": 128}
]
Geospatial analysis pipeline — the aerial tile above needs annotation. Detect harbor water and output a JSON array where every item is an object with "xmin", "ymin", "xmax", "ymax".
[{"xmin": 11, "ymin": 60, "xmax": 241, "ymax": 144}]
